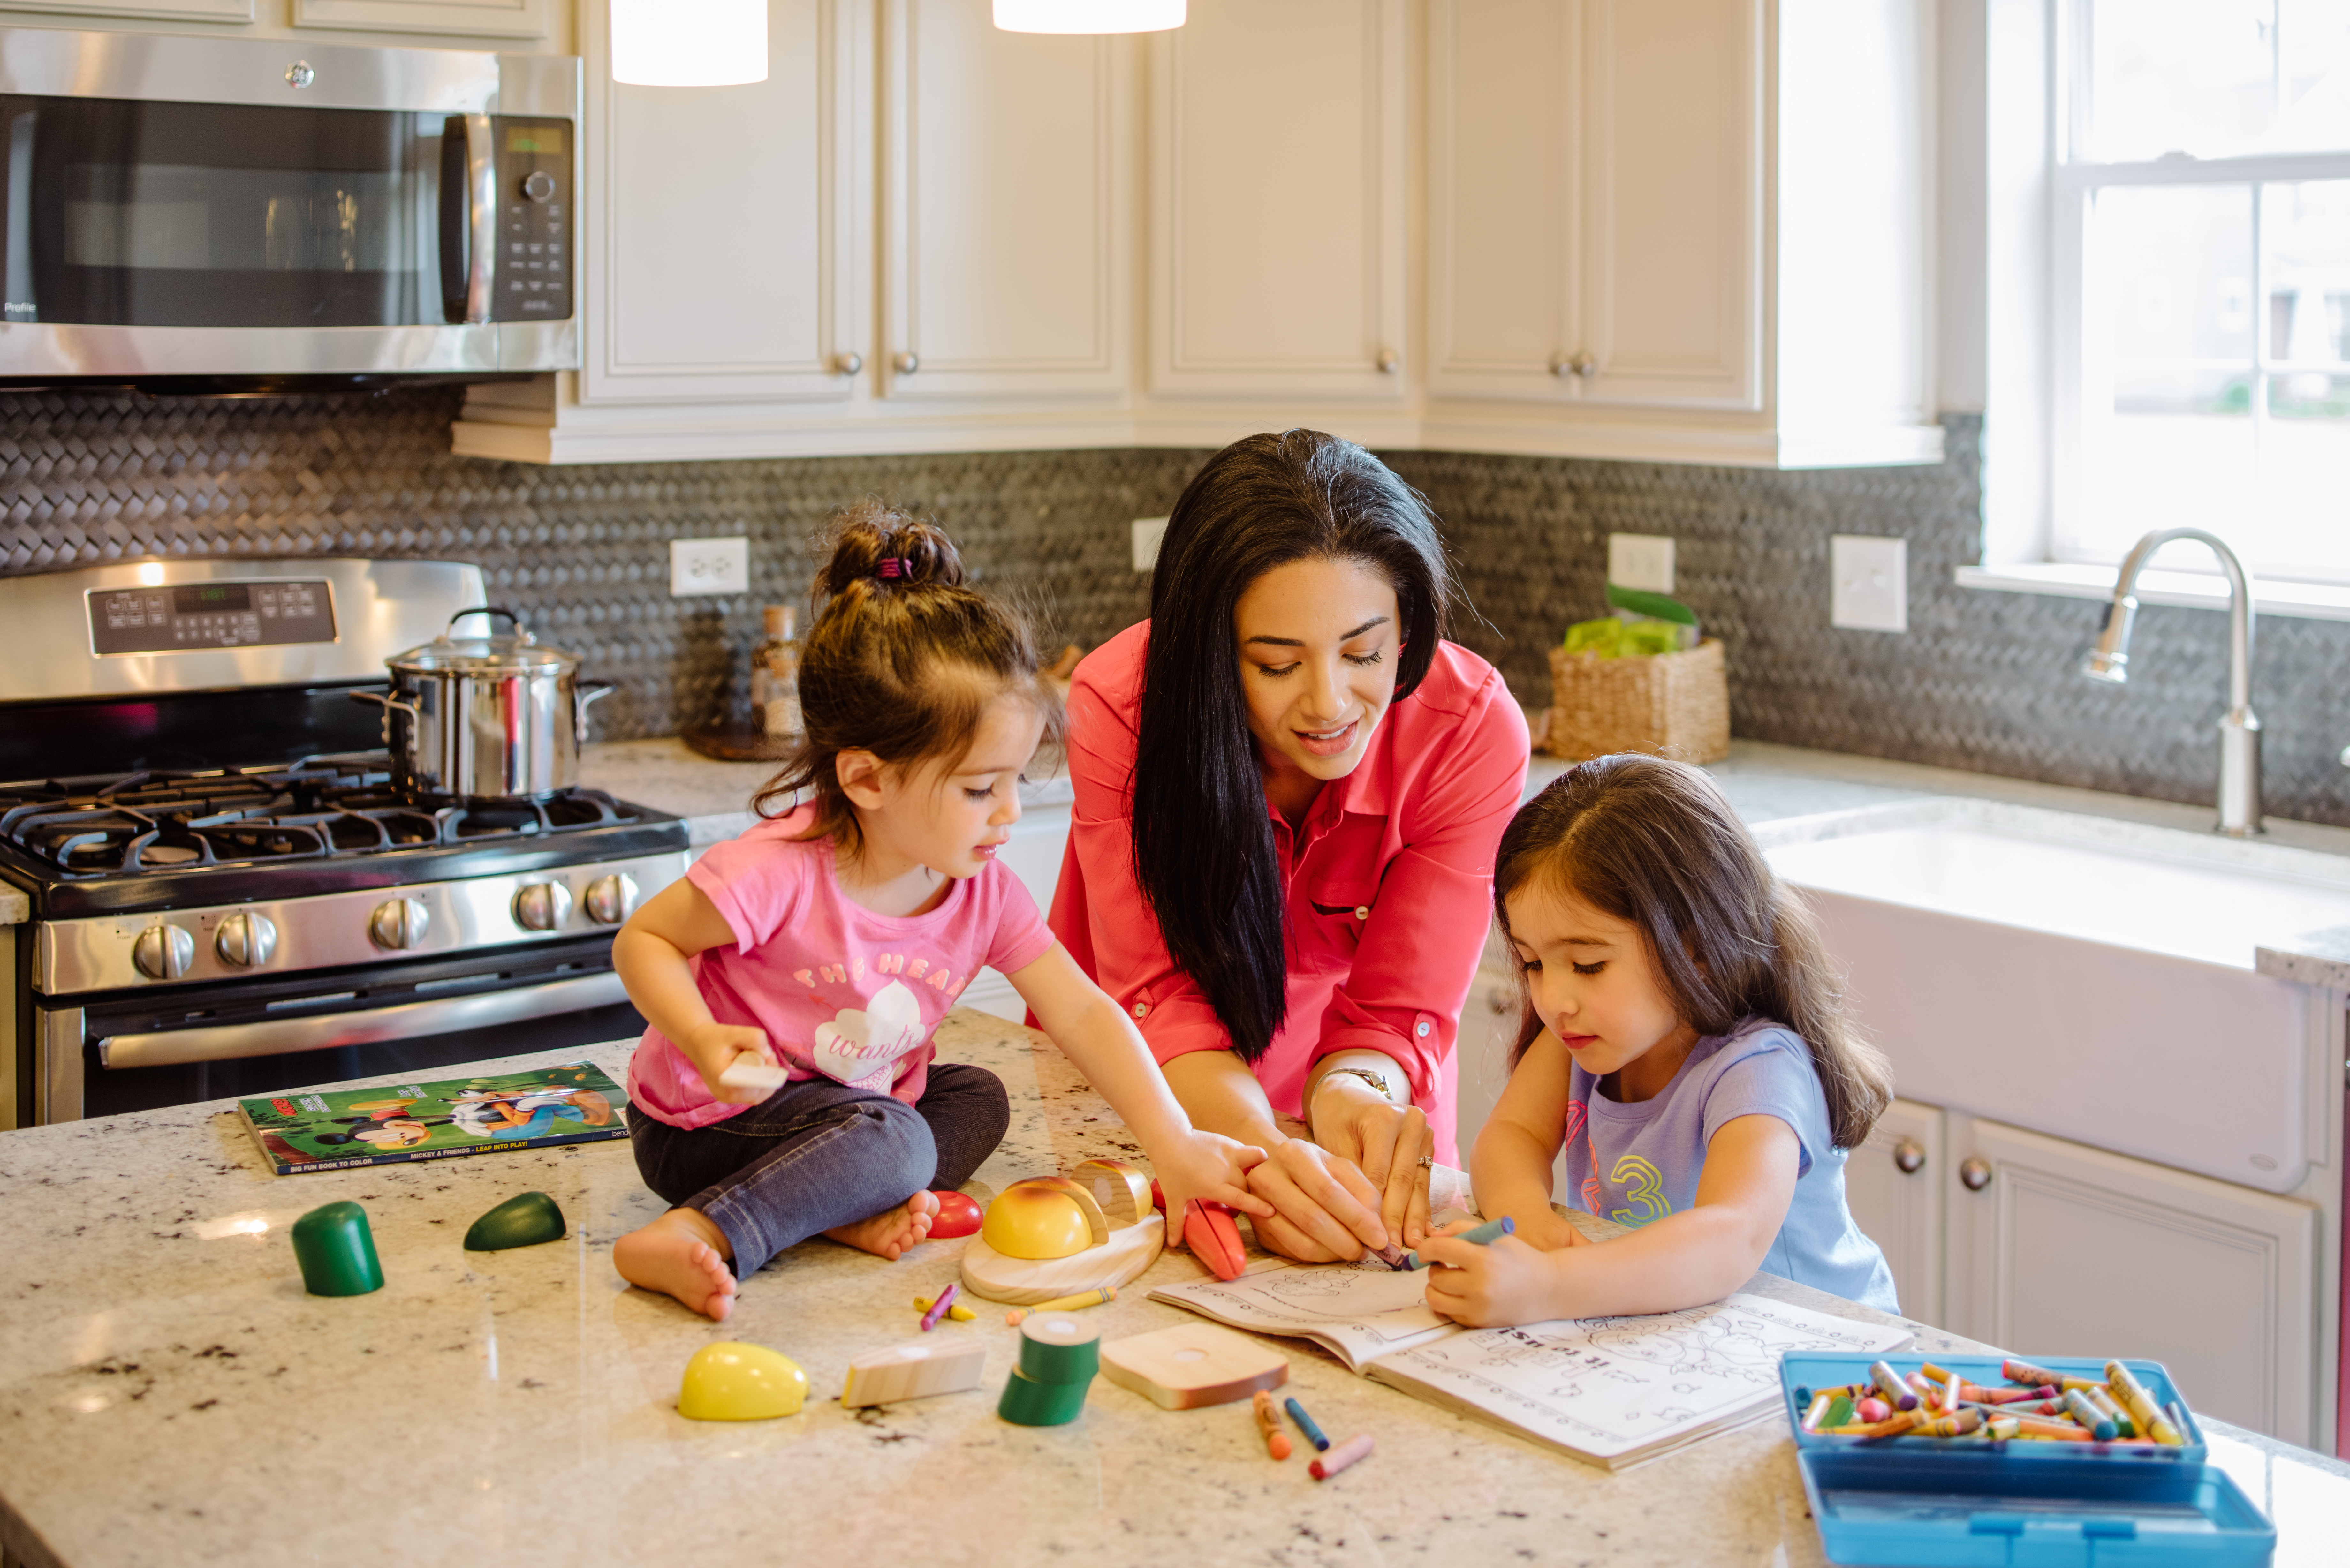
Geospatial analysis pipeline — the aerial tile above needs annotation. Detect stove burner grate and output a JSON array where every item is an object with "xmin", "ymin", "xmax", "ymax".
[{"xmin": 0, "ymin": 757, "xmax": 642, "ymax": 878}]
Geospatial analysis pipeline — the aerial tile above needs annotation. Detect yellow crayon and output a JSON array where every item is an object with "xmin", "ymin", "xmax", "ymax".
[
  {"xmin": 913, "ymin": 1295, "xmax": 976, "ymax": 1322},
  {"xmin": 1002, "ymin": 1285, "xmax": 1117, "ymax": 1325},
  {"xmin": 1984, "ymin": 1416, "xmax": 2021, "ymax": 1441},
  {"xmin": 2105, "ymin": 1362, "xmax": 2186, "ymax": 1446},
  {"xmin": 1906, "ymin": 1407, "xmax": 1985, "ymax": 1439}
]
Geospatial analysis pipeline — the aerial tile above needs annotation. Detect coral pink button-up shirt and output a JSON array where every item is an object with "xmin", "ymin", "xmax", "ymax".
[{"xmin": 1046, "ymin": 622, "xmax": 1530, "ymax": 1166}]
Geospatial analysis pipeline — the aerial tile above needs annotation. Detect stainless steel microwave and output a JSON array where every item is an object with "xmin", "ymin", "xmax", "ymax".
[{"xmin": 0, "ymin": 27, "xmax": 578, "ymax": 392}]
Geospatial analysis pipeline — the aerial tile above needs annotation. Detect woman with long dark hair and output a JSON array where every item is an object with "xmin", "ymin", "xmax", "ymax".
[{"xmin": 1049, "ymin": 430, "xmax": 1529, "ymax": 1261}]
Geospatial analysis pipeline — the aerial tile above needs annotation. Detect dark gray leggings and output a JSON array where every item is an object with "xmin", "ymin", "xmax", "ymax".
[{"xmin": 627, "ymin": 1062, "xmax": 1009, "ymax": 1275}]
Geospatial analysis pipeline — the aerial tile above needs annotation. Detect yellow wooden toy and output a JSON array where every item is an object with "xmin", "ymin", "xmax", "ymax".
[{"xmin": 677, "ymin": 1342, "xmax": 809, "ymax": 1421}]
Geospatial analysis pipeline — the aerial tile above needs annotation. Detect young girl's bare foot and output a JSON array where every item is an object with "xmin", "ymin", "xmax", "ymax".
[
  {"xmin": 614, "ymin": 1209, "xmax": 738, "ymax": 1321},
  {"xmin": 823, "ymin": 1190, "xmax": 940, "ymax": 1260}
]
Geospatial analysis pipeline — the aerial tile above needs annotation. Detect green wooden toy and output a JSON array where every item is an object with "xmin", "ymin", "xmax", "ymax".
[
  {"xmin": 291, "ymin": 1200, "xmax": 384, "ymax": 1297},
  {"xmin": 463, "ymin": 1190, "xmax": 567, "ymax": 1251}
]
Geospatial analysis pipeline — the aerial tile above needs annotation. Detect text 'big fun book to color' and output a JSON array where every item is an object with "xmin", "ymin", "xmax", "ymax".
[
  {"xmin": 236, "ymin": 1060, "xmax": 629, "ymax": 1175},
  {"xmin": 1151, "ymin": 1263, "xmax": 1910, "ymax": 1470}
]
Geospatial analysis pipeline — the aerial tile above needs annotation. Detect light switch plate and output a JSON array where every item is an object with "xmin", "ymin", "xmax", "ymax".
[
  {"xmin": 1831, "ymin": 535, "xmax": 1907, "ymax": 632},
  {"xmin": 1607, "ymin": 533, "xmax": 1676, "ymax": 594},
  {"xmin": 1132, "ymin": 517, "xmax": 1169, "ymax": 573},
  {"xmin": 671, "ymin": 536, "xmax": 748, "ymax": 597}
]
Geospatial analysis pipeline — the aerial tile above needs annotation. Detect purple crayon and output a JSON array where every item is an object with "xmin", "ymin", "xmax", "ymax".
[{"xmin": 919, "ymin": 1281, "xmax": 959, "ymax": 1332}]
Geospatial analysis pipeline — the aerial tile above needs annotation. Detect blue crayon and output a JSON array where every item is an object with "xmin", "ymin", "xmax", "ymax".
[
  {"xmin": 1284, "ymin": 1396, "xmax": 1331, "ymax": 1452},
  {"xmin": 1402, "ymin": 1214, "xmax": 1515, "ymax": 1270}
]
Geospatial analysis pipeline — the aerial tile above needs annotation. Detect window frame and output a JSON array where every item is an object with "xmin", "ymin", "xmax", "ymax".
[{"xmin": 2048, "ymin": 0, "xmax": 2350, "ymax": 588}]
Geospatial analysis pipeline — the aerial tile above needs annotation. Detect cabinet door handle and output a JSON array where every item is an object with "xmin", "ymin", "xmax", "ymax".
[
  {"xmin": 1892, "ymin": 1138, "xmax": 1925, "ymax": 1175},
  {"xmin": 833, "ymin": 351, "xmax": 863, "ymax": 375},
  {"xmin": 1551, "ymin": 351, "xmax": 1597, "ymax": 378},
  {"xmin": 894, "ymin": 351, "xmax": 919, "ymax": 375},
  {"xmin": 1959, "ymin": 1156, "xmax": 1993, "ymax": 1192},
  {"xmin": 1376, "ymin": 348, "xmax": 1401, "ymax": 374}
]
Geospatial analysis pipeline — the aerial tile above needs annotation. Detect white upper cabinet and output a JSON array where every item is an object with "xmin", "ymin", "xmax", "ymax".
[
  {"xmin": 1427, "ymin": 0, "xmax": 1937, "ymax": 467},
  {"xmin": 292, "ymin": 0, "xmax": 549, "ymax": 37},
  {"xmin": 581, "ymin": 0, "xmax": 866, "ymax": 407},
  {"xmin": 1146, "ymin": 0, "xmax": 1406, "ymax": 403},
  {"xmin": 881, "ymin": 0, "xmax": 1130, "ymax": 403}
]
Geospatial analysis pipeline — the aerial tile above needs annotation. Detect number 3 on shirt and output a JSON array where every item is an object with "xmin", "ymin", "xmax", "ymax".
[{"xmin": 1608, "ymin": 1155, "xmax": 1672, "ymax": 1227}]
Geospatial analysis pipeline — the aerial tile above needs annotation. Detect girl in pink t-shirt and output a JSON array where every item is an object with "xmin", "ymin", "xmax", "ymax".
[{"xmin": 611, "ymin": 506, "xmax": 1271, "ymax": 1321}]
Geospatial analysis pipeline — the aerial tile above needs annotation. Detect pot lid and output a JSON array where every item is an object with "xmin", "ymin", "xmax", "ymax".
[{"xmin": 387, "ymin": 607, "xmax": 579, "ymax": 674}]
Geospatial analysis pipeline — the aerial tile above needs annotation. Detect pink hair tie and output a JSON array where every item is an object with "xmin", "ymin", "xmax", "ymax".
[{"xmin": 874, "ymin": 556, "xmax": 910, "ymax": 580}]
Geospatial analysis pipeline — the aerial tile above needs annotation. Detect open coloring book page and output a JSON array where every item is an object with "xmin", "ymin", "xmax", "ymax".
[
  {"xmin": 1368, "ymin": 1292, "xmax": 1910, "ymax": 1465},
  {"xmin": 1148, "ymin": 1261, "xmax": 1457, "ymax": 1372}
]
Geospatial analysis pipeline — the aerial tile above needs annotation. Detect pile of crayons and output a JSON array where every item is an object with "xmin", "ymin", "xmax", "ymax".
[{"xmin": 1796, "ymin": 1358, "xmax": 2190, "ymax": 1447}]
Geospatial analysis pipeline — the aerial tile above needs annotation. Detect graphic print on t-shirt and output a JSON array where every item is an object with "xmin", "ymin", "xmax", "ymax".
[{"xmin": 811, "ymin": 979, "xmax": 926, "ymax": 1091}]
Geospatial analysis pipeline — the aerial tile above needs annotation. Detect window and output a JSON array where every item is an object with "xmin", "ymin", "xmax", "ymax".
[{"xmin": 2057, "ymin": 0, "xmax": 2350, "ymax": 584}]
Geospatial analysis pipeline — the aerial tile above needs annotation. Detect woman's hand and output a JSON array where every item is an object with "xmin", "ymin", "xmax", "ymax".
[
  {"xmin": 1241, "ymin": 1138, "xmax": 1395, "ymax": 1262},
  {"xmin": 1309, "ymin": 1074, "xmax": 1436, "ymax": 1249},
  {"xmin": 681, "ymin": 1023, "xmax": 781, "ymax": 1106},
  {"xmin": 1418, "ymin": 1233, "xmax": 1562, "ymax": 1328},
  {"xmin": 1146, "ymin": 1130, "xmax": 1272, "ymax": 1247}
]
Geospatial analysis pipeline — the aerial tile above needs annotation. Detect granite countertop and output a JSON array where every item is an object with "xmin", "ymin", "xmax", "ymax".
[{"xmin": 4, "ymin": 1015, "xmax": 2346, "ymax": 1568}]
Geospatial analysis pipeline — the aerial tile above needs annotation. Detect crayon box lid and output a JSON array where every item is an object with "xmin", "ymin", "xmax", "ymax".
[
  {"xmin": 1781, "ymin": 1354, "xmax": 2208, "ymax": 1464},
  {"xmin": 1794, "ymin": 1448, "xmax": 2275, "ymax": 1568}
]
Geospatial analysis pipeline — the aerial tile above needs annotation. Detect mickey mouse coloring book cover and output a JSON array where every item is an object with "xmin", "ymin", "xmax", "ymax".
[{"xmin": 235, "ymin": 1061, "xmax": 629, "ymax": 1175}]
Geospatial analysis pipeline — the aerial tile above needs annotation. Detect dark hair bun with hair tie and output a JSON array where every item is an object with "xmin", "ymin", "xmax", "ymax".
[{"xmin": 816, "ymin": 503, "xmax": 965, "ymax": 596}]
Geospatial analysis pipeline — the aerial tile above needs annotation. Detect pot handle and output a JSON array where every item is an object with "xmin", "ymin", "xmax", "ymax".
[
  {"xmin": 348, "ymin": 688, "xmax": 420, "ymax": 743},
  {"xmin": 574, "ymin": 680, "xmax": 615, "ymax": 743},
  {"xmin": 448, "ymin": 605, "xmax": 529, "ymax": 638}
]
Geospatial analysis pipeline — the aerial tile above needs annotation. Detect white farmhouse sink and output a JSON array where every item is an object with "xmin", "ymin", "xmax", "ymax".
[{"xmin": 1758, "ymin": 799, "xmax": 2350, "ymax": 1194}]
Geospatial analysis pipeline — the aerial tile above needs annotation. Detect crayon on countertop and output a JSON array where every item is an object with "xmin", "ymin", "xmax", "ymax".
[
  {"xmin": 1284, "ymin": 1396, "xmax": 1331, "ymax": 1452},
  {"xmin": 914, "ymin": 1295, "xmax": 976, "ymax": 1323},
  {"xmin": 1310, "ymin": 1432, "xmax": 1375, "ymax": 1480},
  {"xmin": 1401, "ymin": 1215, "xmax": 1515, "ymax": 1270},
  {"xmin": 918, "ymin": 1282, "xmax": 959, "ymax": 1332},
  {"xmin": 1252, "ymin": 1390, "xmax": 1292, "ymax": 1460},
  {"xmin": 1869, "ymin": 1361, "xmax": 1919, "ymax": 1411},
  {"xmin": 1003, "ymin": 1286, "xmax": 1116, "ymax": 1325}
]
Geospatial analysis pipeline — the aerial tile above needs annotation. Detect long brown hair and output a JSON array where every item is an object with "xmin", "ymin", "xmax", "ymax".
[
  {"xmin": 1132, "ymin": 430, "xmax": 1453, "ymax": 1062},
  {"xmin": 1493, "ymin": 753, "xmax": 1892, "ymax": 1150},
  {"xmin": 753, "ymin": 500, "xmax": 1059, "ymax": 852}
]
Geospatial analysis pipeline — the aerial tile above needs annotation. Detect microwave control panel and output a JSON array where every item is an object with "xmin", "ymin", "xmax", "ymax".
[
  {"xmin": 87, "ymin": 580, "xmax": 337, "ymax": 655},
  {"xmin": 494, "ymin": 117, "xmax": 571, "ymax": 323}
]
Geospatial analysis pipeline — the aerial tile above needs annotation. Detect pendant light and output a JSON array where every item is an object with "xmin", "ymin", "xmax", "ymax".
[
  {"xmin": 612, "ymin": 0, "xmax": 767, "ymax": 87},
  {"xmin": 993, "ymin": 0, "xmax": 1186, "ymax": 34}
]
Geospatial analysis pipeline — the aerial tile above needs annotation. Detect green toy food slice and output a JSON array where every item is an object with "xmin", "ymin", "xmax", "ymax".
[{"xmin": 463, "ymin": 1190, "xmax": 567, "ymax": 1251}]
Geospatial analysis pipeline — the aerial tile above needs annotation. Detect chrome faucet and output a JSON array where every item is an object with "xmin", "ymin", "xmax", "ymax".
[{"xmin": 2081, "ymin": 528, "xmax": 2261, "ymax": 836}]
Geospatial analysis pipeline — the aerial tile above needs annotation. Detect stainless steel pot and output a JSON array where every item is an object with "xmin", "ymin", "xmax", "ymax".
[{"xmin": 354, "ymin": 607, "xmax": 613, "ymax": 802}]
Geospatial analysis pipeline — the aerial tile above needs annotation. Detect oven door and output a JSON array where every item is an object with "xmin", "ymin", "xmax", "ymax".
[
  {"xmin": 34, "ymin": 933, "xmax": 642, "ymax": 1122},
  {"xmin": 0, "ymin": 29, "xmax": 576, "ymax": 382}
]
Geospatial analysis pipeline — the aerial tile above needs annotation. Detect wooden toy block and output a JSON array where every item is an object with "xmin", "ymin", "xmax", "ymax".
[
  {"xmin": 1100, "ymin": 1321, "xmax": 1289, "ymax": 1410},
  {"xmin": 840, "ymin": 1341, "xmax": 988, "ymax": 1408},
  {"xmin": 960, "ymin": 1211, "xmax": 1163, "ymax": 1304}
]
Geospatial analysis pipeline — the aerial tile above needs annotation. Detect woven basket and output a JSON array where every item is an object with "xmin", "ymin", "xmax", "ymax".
[{"xmin": 1539, "ymin": 637, "xmax": 1730, "ymax": 764}]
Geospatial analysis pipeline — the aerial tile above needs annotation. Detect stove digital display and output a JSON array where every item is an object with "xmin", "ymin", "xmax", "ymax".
[{"xmin": 88, "ymin": 579, "xmax": 337, "ymax": 655}]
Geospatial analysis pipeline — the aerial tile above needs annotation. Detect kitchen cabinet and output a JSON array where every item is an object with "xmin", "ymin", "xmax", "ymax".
[
  {"xmin": 1423, "ymin": 0, "xmax": 1939, "ymax": 467},
  {"xmin": 1144, "ymin": 0, "xmax": 1406, "ymax": 410},
  {"xmin": 293, "ymin": 0, "xmax": 549, "ymax": 36},
  {"xmin": 1937, "ymin": 1110, "xmax": 2319, "ymax": 1444},
  {"xmin": 1844, "ymin": 1096, "xmax": 1944, "ymax": 1326},
  {"xmin": 0, "ymin": 0, "xmax": 252, "ymax": 19}
]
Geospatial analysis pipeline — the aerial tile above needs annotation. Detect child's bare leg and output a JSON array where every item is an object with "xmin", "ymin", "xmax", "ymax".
[
  {"xmin": 822, "ymin": 1189, "xmax": 940, "ymax": 1261},
  {"xmin": 614, "ymin": 1207, "xmax": 738, "ymax": 1321}
]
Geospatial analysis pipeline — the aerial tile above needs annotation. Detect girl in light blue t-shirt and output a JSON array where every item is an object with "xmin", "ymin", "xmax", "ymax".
[{"xmin": 1423, "ymin": 754, "xmax": 1899, "ymax": 1324}]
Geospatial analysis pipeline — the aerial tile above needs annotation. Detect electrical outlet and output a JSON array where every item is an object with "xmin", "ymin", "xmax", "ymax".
[
  {"xmin": 670, "ymin": 536, "xmax": 748, "ymax": 597},
  {"xmin": 1606, "ymin": 533, "xmax": 1676, "ymax": 594},
  {"xmin": 1831, "ymin": 535, "xmax": 1907, "ymax": 632},
  {"xmin": 1132, "ymin": 517, "xmax": 1169, "ymax": 573}
]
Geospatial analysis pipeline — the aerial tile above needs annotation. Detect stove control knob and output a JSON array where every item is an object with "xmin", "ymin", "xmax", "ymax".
[
  {"xmin": 584, "ymin": 872, "xmax": 641, "ymax": 926},
  {"xmin": 369, "ymin": 897, "xmax": 431, "ymax": 951},
  {"xmin": 132, "ymin": 923, "xmax": 196, "ymax": 981},
  {"xmin": 512, "ymin": 880, "xmax": 574, "ymax": 932},
  {"xmin": 214, "ymin": 911, "xmax": 279, "ymax": 969}
]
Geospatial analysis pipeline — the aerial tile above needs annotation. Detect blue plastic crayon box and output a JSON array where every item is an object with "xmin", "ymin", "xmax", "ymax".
[{"xmin": 1776, "ymin": 1353, "xmax": 2275, "ymax": 1568}]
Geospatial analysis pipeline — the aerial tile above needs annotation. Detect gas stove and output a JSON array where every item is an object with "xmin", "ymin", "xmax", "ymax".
[{"xmin": 0, "ymin": 559, "xmax": 686, "ymax": 1127}]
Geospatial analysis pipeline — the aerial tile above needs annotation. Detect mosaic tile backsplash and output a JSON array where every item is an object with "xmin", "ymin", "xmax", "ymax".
[{"xmin": 3, "ymin": 387, "xmax": 2346, "ymax": 825}]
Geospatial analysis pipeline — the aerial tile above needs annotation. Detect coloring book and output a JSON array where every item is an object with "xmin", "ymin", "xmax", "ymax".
[
  {"xmin": 235, "ymin": 1061, "xmax": 629, "ymax": 1175},
  {"xmin": 1150, "ymin": 1263, "xmax": 1910, "ymax": 1470}
]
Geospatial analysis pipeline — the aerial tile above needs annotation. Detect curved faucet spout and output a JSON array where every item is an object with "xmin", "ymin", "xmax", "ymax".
[{"xmin": 2080, "ymin": 527, "xmax": 2261, "ymax": 835}]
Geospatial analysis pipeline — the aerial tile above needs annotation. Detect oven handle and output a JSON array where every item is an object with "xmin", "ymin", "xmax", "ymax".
[{"xmin": 97, "ymin": 972, "xmax": 629, "ymax": 1070}]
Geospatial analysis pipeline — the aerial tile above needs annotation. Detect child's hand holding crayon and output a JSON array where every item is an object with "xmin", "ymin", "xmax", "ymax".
[{"xmin": 1418, "ymin": 1224, "xmax": 1559, "ymax": 1328}]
